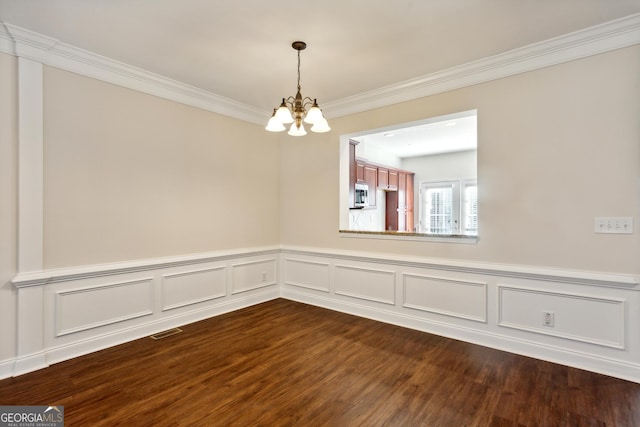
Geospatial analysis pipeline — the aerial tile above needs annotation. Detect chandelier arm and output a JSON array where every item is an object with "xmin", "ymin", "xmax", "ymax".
[
  {"xmin": 284, "ymin": 96, "xmax": 296, "ymax": 108},
  {"xmin": 302, "ymin": 97, "xmax": 317, "ymax": 109}
]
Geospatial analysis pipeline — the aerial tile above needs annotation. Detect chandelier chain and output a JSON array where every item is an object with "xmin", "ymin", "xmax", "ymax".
[{"xmin": 297, "ymin": 49, "xmax": 301, "ymax": 92}]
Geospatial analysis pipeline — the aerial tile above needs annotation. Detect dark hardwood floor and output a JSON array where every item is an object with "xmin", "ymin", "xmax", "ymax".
[{"xmin": 1, "ymin": 298, "xmax": 639, "ymax": 426}]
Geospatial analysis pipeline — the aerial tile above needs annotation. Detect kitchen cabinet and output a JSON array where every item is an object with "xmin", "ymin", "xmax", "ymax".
[
  {"xmin": 348, "ymin": 148, "xmax": 414, "ymax": 222},
  {"xmin": 356, "ymin": 160, "xmax": 365, "ymax": 183},
  {"xmin": 388, "ymin": 170, "xmax": 399, "ymax": 190},
  {"xmin": 378, "ymin": 167, "xmax": 398, "ymax": 191},
  {"xmin": 377, "ymin": 168, "xmax": 388, "ymax": 189},
  {"xmin": 385, "ymin": 173, "xmax": 414, "ymax": 232}
]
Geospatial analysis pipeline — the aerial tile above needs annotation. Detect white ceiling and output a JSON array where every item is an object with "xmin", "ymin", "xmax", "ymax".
[
  {"xmin": 1, "ymin": 0, "xmax": 639, "ymax": 120},
  {"xmin": 352, "ymin": 112, "xmax": 477, "ymax": 158}
]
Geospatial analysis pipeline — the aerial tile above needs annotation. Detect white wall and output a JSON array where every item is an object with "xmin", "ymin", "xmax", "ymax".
[
  {"xmin": 402, "ymin": 150, "xmax": 476, "ymax": 183},
  {"xmin": 281, "ymin": 45, "xmax": 640, "ymax": 275},
  {"xmin": 0, "ymin": 52, "xmax": 18, "ymax": 372},
  {"xmin": 42, "ymin": 67, "xmax": 281, "ymax": 268}
]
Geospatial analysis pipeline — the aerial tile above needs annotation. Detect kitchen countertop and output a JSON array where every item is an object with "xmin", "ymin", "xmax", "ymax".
[{"xmin": 339, "ymin": 230, "xmax": 476, "ymax": 240}]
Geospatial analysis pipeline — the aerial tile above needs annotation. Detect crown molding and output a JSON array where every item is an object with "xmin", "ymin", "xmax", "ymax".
[
  {"xmin": 1, "ymin": 23, "xmax": 59, "ymax": 61},
  {"xmin": 323, "ymin": 13, "xmax": 640, "ymax": 118},
  {"xmin": 0, "ymin": 23, "xmax": 266, "ymax": 125},
  {"xmin": 2, "ymin": 14, "xmax": 640, "ymax": 125}
]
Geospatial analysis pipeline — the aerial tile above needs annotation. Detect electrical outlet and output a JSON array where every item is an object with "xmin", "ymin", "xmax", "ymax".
[
  {"xmin": 543, "ymin": 311, "xmax": 554, "ymax": 327},
  {"xmin": 594, "ymin": 217, "xmax": 634, "ymax": 234},
  {"xmin": 261, "ymin": 272, "xmax": 267, "ymax": 281}
]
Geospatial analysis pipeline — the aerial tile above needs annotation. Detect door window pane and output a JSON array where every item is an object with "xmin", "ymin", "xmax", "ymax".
[{"xmin": 463, "ymin": 184, "xmax": 478, "ymax": 236}]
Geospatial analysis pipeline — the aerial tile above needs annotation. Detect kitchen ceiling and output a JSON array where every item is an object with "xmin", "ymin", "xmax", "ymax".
[
  {"xmin": 352, "ymin": 112, "xmax": 477, "ymax": 158},
  {"xmin": 1, "ymin": 1, "xmax": 640, "ymax": 121}
]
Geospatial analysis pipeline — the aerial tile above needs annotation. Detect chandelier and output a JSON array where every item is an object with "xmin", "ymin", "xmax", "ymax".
[{"xmin": 265, "ymin": 41, "xmax": 330, "ymax": 136}]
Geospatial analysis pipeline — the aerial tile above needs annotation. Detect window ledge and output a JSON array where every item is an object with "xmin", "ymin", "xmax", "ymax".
[{"xmin": 339, "ymin": 230, "xmax": 477, "ymax": 244}]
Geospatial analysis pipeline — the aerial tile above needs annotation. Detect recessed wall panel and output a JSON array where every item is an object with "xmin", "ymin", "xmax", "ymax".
[
  {"xmin": 162, "ymin": 266, "xmax": 226, "ymax": 311},
  {"xmin": 403, "ymin": 274, "xmax": 487, "ymax": 322},
  {"xmin": 284, "ymin": 258, "xmax": 330, "ymax": 292},
  {"xmin": 232, "ymin": 258, "xmax": 277, "ymax": 294},
  {"xmin": 55, "ymin": 278, "xmax": 154, "ymax": 336},
  {"xmin": 335, "ymin": 265, "xmax": 395, "ymax": 305},
  {"xmin": 499, "ymin": 286, "xmax": 625, "ymax": 348}
]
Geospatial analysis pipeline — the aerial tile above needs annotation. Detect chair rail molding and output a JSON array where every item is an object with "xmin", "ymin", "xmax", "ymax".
[{"xmin": 280, "ymin": 246, "xmax": 639, "ymax": 289}]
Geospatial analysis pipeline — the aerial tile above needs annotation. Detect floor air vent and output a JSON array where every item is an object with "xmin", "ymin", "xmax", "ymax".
[{"xmin": 149, "ymin": 328, "xmax": 183, "ymax": 340}]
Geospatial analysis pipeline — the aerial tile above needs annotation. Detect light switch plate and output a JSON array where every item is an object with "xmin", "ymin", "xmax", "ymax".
[{"xmin": 594, "ymin": 217, "xmax": 634, "ymax": 234}]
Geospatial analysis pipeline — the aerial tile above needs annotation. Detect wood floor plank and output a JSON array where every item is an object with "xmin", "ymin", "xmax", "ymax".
[{"xmin": 0, "ymin": 299, "xmax": 639, "ymax": 426}]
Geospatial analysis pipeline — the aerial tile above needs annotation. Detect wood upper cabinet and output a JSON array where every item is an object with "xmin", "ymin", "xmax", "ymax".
[
  {"xmin": 377, "ymin": 168, "xmax": 388, "ymax": 189},
  {"xmin": 356, "ymin": 160, "xmax": 365, "ymax": 183},
  {"xmin": 388, "ymin": 170, "xmax": 399, "ymax": 190},
  {"xmin": 378, "ymin": 167, "xmax": 398, "ymax": 191},
  {"xmin": 364, "ymin": 164, "xmax": 377, "ymax": 207}
]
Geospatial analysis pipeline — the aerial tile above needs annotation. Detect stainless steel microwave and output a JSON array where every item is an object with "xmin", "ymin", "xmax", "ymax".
[{"xmin": 354, "ymin": 183, "xmax": 369, "ymax": 208}]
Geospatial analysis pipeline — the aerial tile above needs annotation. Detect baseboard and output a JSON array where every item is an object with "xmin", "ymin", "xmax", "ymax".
[
  {"xmin": 11, "ymin": 352, "xmax": 47, "ymax": 377},
  {"xmin": 0, "ymin": 358, "xmax": 15, "ymax": 380},
  {"xmin": 281, "ymin": 288, "xmax": 640, "ymax": 383}
]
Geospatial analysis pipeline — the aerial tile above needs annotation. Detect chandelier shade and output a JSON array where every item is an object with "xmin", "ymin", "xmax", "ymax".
[
  {"xmin": 265, "ymin": 41, "xmax": 330, "ymax": 136},
  {"xmin": 265, "ymin": 109, "xmax": 286, "ymax": 132},
  {"xmin": 288, "ymin": 122, "xmax": 307, "ymax": 136},
  {"xmin": 304, "ymin": 100, "xmax": 323, "ymax": 124},
  {"xmin": 310, "ymin": 117, "xmax": 331, "ymax": 133},
  {"xmin": 275, "ymin": 100, "xmax": 294, "ymax": 123}
]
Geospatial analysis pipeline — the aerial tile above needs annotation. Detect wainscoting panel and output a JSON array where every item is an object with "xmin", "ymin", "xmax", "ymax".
[
  {"xmin": 283, "ymin": 258, "xmax": 330, "ymax": 292},
  {"xmin": 162, "ymin": 266, "xmax": 226, "ymax": 311},
  {"xmin": 403, "ymin": 274, "xmax": 487, "ymax": 322},
  {"xmin": 279, "ymin": 246, "xmax": 640, "ymax": 383},
  {"xmin": 231, "ymin": 258, "xmax": 278, "ymax": 294},
  {"xmin": 55, "ymin": 278, "xmax": 154, "ymax": 337},
  {"xmin": 334, "ymin": 264, "xmax": 396, "ymax": 305},
  {"xmin": 9, "ymin": 246, "xmax": 640, "ymax": 383},
  {"xmin": 10, "ymin": 247, "xmax": 281, "ymax": 378},
  {"xmin": 498, "ymin": 285, "xmax": 625, "ymax": 349}
]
